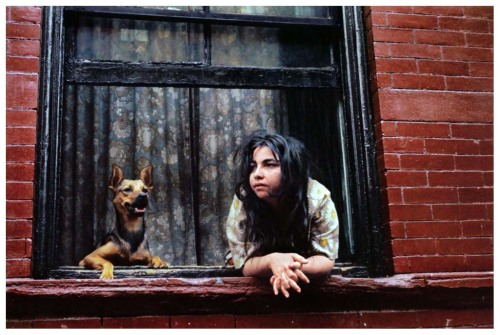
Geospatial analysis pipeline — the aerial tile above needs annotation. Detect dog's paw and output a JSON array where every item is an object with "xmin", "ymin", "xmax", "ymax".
[
  {"xmin": 100, "ymin": 265, "xmax": 114, "ymax": 279},
  {"xmin": 151, "ymin": 256, "xmax": 169, "ymax": 269}
]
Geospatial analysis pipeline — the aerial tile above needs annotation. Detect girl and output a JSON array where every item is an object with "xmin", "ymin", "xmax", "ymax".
[{"xmin": 226, "ymin": 131, "xmax": 339, "ymax": 298}]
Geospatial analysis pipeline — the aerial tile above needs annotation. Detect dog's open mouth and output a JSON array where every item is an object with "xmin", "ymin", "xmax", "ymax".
[{"xmin": 125, "ymin": 203, "xmax": 147, "ymax": 216}]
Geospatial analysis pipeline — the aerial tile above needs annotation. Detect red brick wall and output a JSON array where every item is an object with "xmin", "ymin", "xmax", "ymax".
[
  {"xmin": 365, "ymin": 6, "xmax": 494, "ymax": 274},
  {"xmin": 6, "ymin": 6, "xmax": 41, "ymax": 278},
  {"xmin": 6, "ymin": 309, "xmax": 494, "ymax": 328}
]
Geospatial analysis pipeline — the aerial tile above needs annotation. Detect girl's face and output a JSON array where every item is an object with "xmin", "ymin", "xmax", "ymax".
[{"xmin": 249, "ymin": 145, "xmax": 282, "ymax": 207}]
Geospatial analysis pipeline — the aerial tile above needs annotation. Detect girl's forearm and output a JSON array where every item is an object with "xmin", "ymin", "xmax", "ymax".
[
  {"xmin": 242, "ymin": 254, "xmax": 273, "ymax": 277},
  {"xmin": 301, "ymin": 255, "xmax": 334, "ymax": 277}
]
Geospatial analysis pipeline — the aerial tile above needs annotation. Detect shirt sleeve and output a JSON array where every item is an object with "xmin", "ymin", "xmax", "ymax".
[
  {"xmin": 309, "ymin": 188, "xmax": 340, "ymax": 261},
  {"xmin": 225, "ymin": 195, "xmax": 258, "ymax": 269}
]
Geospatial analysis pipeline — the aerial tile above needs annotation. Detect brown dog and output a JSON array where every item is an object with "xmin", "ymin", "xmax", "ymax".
[{"xmin": 79, "ymin": 164, "xmax": 168, "ymax": 279}]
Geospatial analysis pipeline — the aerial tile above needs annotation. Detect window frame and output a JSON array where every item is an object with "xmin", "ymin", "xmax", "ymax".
[{"xmin": 33, "ymin": 6, "xmax": 386, "ymax": 279}]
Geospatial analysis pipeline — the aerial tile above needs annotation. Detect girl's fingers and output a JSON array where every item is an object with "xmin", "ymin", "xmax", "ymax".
[
  {"xmin": 291, "ymin": 254, "xmax": 309, "ymax": 264},
  {"xmin": 294, "ymin": 269, "xmax": 310, "ymax": 284},
  {"xmin": 273, "ymin": 276, "xmax": 280, "ymax": 295}
]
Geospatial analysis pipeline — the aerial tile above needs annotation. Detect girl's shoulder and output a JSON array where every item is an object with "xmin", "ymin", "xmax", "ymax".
[{"xmin": 307, "ymin": 178, "xmax": 331, "ymax": 200}]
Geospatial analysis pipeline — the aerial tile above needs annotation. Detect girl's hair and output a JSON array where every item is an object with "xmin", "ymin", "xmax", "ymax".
[{"xmin": 234, "ymin": 130, "xmax": 310, "ymax": 257}]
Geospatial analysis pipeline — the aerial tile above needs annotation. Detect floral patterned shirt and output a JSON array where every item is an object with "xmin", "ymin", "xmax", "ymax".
[{"xmin": 226, "ymin": 178, "xmax": 339, "ymax": 269}]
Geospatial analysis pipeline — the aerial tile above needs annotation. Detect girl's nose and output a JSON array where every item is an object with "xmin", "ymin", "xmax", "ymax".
[{"xmin": 253, "ymin": 165, "xmax": 264, "ymax": 179}]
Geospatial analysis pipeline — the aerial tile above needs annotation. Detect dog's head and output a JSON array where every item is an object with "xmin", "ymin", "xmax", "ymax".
[{"xmin": 108, "ymin": 164, "xmax": 153, "ymax": 217}]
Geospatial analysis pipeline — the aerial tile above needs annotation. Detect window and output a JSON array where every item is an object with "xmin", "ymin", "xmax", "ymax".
[{"xmin": 34, "ymin": 6, "xmax": 385, "ymax": 278}]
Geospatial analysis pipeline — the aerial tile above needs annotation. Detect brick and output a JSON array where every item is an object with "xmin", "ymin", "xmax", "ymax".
[
  {"xmin": 359, "ymin": 311, "xmax": 419, "ymax": 328},
  {"xmin": 392, "ymin": 74, "xmax": 445, "ymax": 90},
  {"xmin": 455, "ymin": 155, "xmax": 493, "ymax": 171},
  {"xmin": 465, "ymin": 255, "xmax": 493, "ymax": 271},
  {"xmin": 428, "ymin": 171, "xmax": 483, "ymax": 187},
  {"xmin": 7, "ymin": 182, "xmax": 34, "ymax": 200},
  {"xmin": 372, "ymin": 28, "xmax": 414, "ymax": 43},
  {"xmin": 7, "ymin": 239, "xmax": 30, "ymax": 258},
  {"xmin": 418, "ymin": 60, "xmax": 468, "ymax": 76},
  {"xmin": 425, "ymin": 139, "xmax": 480, "ymax": 155},
  {"xmin": 385, "ymin": 171, "xmax": 427, "ymax": 187},
  {"xmin": 469, "ymin": 62, "xmax": 493, "ymax": 77},
  {"xmin": 406, "ymin": 221, "xmax": 462, "ymax": 238},
  {"xmin": 393, "ymin": 256, "xmax": 411, "ymax": 273},
  {"xmin": 442, "ymin": 46, "xmax": 493, "ymax": 62},
  {"xmin": 481, "ymin": 220, "xmax": 493, "ymax": 235},
  {"xmin": 9, "ymin": 7, "xmax": 42, "ymax": 24},
  {"xmin": 381, "ymin": 121, "xmax": 398, "ymax": 136},
  {"xmin": 6, "ymin": 110, "xmax": 37, "ymax": 126},
  {"xmin": 6, "ymin": 259, "xmax": 31, "ymax": 277},
  {"xmin": 390, "ymin": 221, "xmax": 406, "ymax": 238},
  {"xmin": 7, "ymin": 163, "xmax": 34, "ymax": 181},
  {"xmin": 446, "ymin": 77, "xmax": 493, "ymax": 92},
  {"xmin": 376, "ymin": 58, "xmax": 417, "ymax": 74},
  {"xmin": 438, "ymin": 17, "xmax": 490, "ymax": 33},
  {"xmin": 380, "ymin": 154, "xmax": 400, "ymax": 170},
  {"xmin": 103, "ymin": 316, "xmax": 169, "ymax": 328},
  {"xmin": 463, "ymin": 6, "xmax": 493, "ymax": 19},
  {"xmin": 6, "ymin": 23, "xmax": 41, "ymax": 39},
  {"xmin": 458, "ymin": 187, "xmax": 493, "ymax": 203},
  {"xmin": 7, "ymin": 320, "xmax": 33, "ymax": 328},
  {"xmin": 466, "ymin": 33, "xmax": 494, "ymax": 48},
  {"xmin": 418, "ymin": 309, "xmax": 493, "ymax": 328},
  {"xmin": 389, "ymin": 204, "xmax": 432, "ymax": 221},
  {"xmin": 482, "ymin": 172, "xmax": 493, "ymax": 186},
  {"xmin": 479, "ymin": 140, "xmax": 493, "ymax": 155},
  {"xmin": 411, "ymin": 6, "xmax": 464, "ymax": 16},
  {"xmin": 370, "ymin": 12, "xmax": 387, "ymax": 26},
  {"xmin": 6, "ymin": 146, "xmax": 36, "ymax": 162},
  {"xmin": 407, "ymin": 255, "xmax": 467, "ymax": 272},
  {"xmin": 296, "ymin": 312, "xmax": 360, "ymax": 328},
  {"xmin": 461, "ymin": 220, "xmax": 486, "ymax": 237},
  {"xmin": 6, "ymin": 128, "xmax": 36, "ymax": 145},
  {"xmin": 386, "ymin": 188, "xmax": 402, "ymax": 203},
  {"xmin": 432, "ymin": 204, "xmax": 487, "ymax": 220},
  {"xmin": 397, "ymin": 122, "xmax": 450, "ymax": 138},
  {"xmin": 450, "ymin": 124, "xmax": 493, "ymax": 139},
  {"xmin": 415, "ymin": 30, "xmax": 465, "ymax": 46},
  {"xmin": 379, "ymin": 91, "xmax": 493, "ymax": 123},
  {"xmin": 6, "ymin": 200, "xmax": 34, "ymax": 219},
  {"xmin": 32, "ymin": 318, "xmax": 102, "ymax": 328},
  {"xmin": 462, "ymin": 237, "xmax": 493, "ymax": 254},
  {"xmin": 403, "ymin": 187, "xmax": 458, "ymax": 204},
  {"xmin": 6, "ymin": 74, "xmax": 39, "ymax": 109},
  {"xmin": 392, "ymin": 239, "xmax": 436, "ymax": 256},
  {"xmin": 6, "ymin": 220, "xmax": 33, "ymax": 238},
  {"xmin": 371, "ymin": 7, "xmax": 415, "ymax": 14},
  {"xmin": 374, "ymin": 73, "xmax": 391, "ymax": 88},
  {"xmin": 386, "ymin": 13, "xmax": 438, "ymax": 29},
  {"xmin": 390, "ymin": 43, "xmax": 442, "ymax": 59},
  {"xmin": 7, "ymin": 56, "xmax": 40, "ymax": 73},
  {"xmin": 383, "ymin": 138, "xmax": 424, "ymax": 153},
  {"xmin": 236, "ymin": 314, "xmax": 299, "ymax": 328},
  {"xmin": 171, "ymin": 315, "xmax": 234, "ymax": 328},
  {"xmin": 7, "ymin": 39, "xmax": 41, "ymax": 57},
  {"xmin": 400, "ymin": 154, "xmax": 455, "ymax": 170}
]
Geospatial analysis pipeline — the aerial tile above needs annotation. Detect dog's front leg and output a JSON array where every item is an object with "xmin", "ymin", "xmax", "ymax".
[
  {"xmin": 150, "ymin": 255, "xmax": 169, "ymax": 268},
  {"xmin": 79, "ymin": 242, "xmax": 120, "ymax": 279}
]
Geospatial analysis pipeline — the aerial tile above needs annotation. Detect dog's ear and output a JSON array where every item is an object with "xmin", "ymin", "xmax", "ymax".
[
  {"xmin": 109, "ymin": 164, "xmax": 125, "ymax": 192},
  {"xmin": 140, "ymin": 165, "xmax": 153, "ymax": 189}
]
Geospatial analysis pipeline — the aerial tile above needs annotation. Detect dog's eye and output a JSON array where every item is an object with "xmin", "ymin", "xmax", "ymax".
[
  {"xmin": 142, "ymin": 188, "xmax": 148, "ymax": 193},
  {"xmin": 123, "ymin": 187, "xmax": 133, "ymax": 193}
]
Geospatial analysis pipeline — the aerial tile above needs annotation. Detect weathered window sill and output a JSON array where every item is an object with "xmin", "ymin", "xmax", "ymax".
[{"xmin": 6, "ymin": 272, "xmax": 493, "ymax": 319}]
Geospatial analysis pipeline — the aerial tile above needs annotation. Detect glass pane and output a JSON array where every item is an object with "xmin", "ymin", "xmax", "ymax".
[
  {"xmin": 211, "ymin": 25, "xmax": 332, "ymax": 67},
  {"xmin": 210, "ymin": 6, "xmax": 330, "ymax": 18},
  {"xmin": 59, "ymin": 85, "xmax": 350, "ymax": 266},
  {"xmin": 75, "ymin": 15, "xmax": 204, "ymax": 62}
]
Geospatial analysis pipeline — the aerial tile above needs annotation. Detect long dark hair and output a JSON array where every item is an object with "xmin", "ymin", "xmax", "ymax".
[{"xmin": 234, "ymin": 130, "xmax": 310, "ymax": 257}]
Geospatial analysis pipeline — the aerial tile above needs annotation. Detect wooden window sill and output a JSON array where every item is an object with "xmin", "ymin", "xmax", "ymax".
[{"xmin": 6, "ymin": 271, "xmax": 493, "ymax": 319}]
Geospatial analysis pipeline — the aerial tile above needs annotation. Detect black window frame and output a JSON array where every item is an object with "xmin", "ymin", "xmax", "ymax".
[{"xmin": 33, "ymin": 6, "xmax": 386, "ymax": 279}]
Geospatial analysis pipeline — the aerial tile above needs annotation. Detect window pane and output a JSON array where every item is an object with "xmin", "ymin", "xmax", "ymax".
[
  {"xmin": 210, "ymin": 6, "xmax": 330, "ymax": 18},
  {"xmin": 59, "ymin": 85, "xmax": 350, "ymax": 266},
  {"xmin": 211, "ymin": 25, "xmax": 332, "ymax": 67},
  {"xmin": 75, "ymin": 15, "xmax": 204, "ymax": 62}
]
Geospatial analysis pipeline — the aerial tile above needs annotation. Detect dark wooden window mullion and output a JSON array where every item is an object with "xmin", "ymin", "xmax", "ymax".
[
  {"xmin": 65, "ymin": 61, "xmax": 340, "ymax": 89},
  {"xmin": 189, "ymin": 88, "xmax": 201, "ymax": 265}
]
